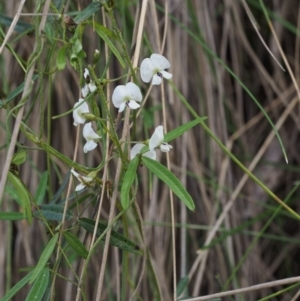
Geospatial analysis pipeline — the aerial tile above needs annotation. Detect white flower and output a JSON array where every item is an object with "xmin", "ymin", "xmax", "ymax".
[
  {"xmin": 140, "ymin": 54, "xmax": 172, "ymax": 85},
  {"xmin": 71, "ymin": 169, "xmax": 93, "ymax": 192},
  {"xmin": 73, "ymin": 98, "xmax": 89, "ymax": 126},
  {"xmin": 83, "ymin": 122, "xmax": 101, "ymax": 153},
  {"xmin": 81, "ymin": 68, "xmax": 97, "ymax": 97},
  {"xmin": 130, "ymin": 143, "xmax": 156, "ymax": 161},
  {"xmin": 84, "ymin": 68, "xmax": 90, "ymax": 80},
  {"xmin": 112, "ymin": 82, "xmax": 142, "ymax": 112},
  {"xmin": 149, "ymin": 126, "xmax": 173, "ymax": 152},
  {"xmin": 81, "ymin": 85, "xmax": 90, "ymax": 98}
]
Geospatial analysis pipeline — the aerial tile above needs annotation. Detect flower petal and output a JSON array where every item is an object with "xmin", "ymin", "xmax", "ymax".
[
  {"xmin": 84, "ymin": 68, "xmax": 90, "ymax": 79},
  {"xmin": 140, "ymin": 58, "xmax": 155, "ymax": 83},
  {"xmin": 118, "ymin": 102, "xmax": 126, "ymax": 112},
  {"xmin": 127, "ymin": 100, "xmax": 140, "ymax": 110},
  {"xmin": 160, "ymin": 70, "xmax": 172, "ymax": 80},
  {"xmin": 150, "ymin": 53, "xmax": 170, "ymax": 70},
  {"xmin": 81, "ymin": 85, "xmax": 89, "ymax": 98},
  {"xmin": 143, "ymin": 150, "xmax": 156, "ymax": 160},
  {"xmin": 130, "ymin": 143, "xmax": 145, "ymax": 160},
  {"xmin": 83, "ymin": 122, "xmax": 101, "ymax": 140},
  {"xmin": 149, "ymin": 125, "xmax": 164, "ymax": 151},
  {"xmin": 89, "ymin": 82, "xmax": 97, "ymax": 92},
  {"xmin": 71, "ymin": 169, "xmax": 80, "ymax": 179},
  {"xmin": 75, "ymin": 183, "xmax": 86, "ymax": 192},
  {"xmin": 112, "ymin": 85, "xmax": 127, "ymax": 108},
  {"xmin": 73, "ymin": 99, "xmax": 89, "ymax": 126},
  {"xmin": 160, "ymin": 143, "xmax": 173, "ymax": 152},
  {"xmin": 83, "ymin": 140, "xmax": 98, "ymax": 153},
  {"xmin": 125, "ymin": 82, "xmax": 142, "ymax": 102},
  {"xmin": 151, "ymin": 74, "xmax": 162, "ymax": 85}
]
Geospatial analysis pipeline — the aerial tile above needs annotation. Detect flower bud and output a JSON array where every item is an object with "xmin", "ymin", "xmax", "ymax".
[
  {"xmin": 92, "ymin": 49, "xmax": 100, "ymax": 65},
  {"xmin": 81, "ymin": 113, "xmax": 97, "ymax": 121}
]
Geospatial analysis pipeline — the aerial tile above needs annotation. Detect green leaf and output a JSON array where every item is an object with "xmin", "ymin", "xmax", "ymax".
[
  {"xmin": 74, "ymin": 2, "xmax": 103, "ymax": 24},
  {"xmin": 176, "ymin": 276, "xmax": 189, "ymax": 298},
  {"xmin": 79, "ymin": 218, "xmax": 142, "ymax": 255},
  {"xmin": 25, "ymin": 268, "xmax": 49, "ymax": 301},
  {"xmin": 0, "ymin": 212, "xmax": 25, "ymax": 221},
  {"xmin": 141, "ymin": 157, "xmax": 195, "ymax": 211},
  {"xmin": 56, "ymin": 45, "xmax": 68, "ymax": 70},
  {"xmin": 30, "ymin": 233, "xmax": 58, "ymax": 284},
  {"xmin": 2, "ymin": 75, "xmax": 39, "ymax": 108},
  {"xmin": 0, "ymin": 271, "xmax": 33, "ymax": 301},
  {"xmin": 33, "ymin": 204, "xmax": 73, "ymax": 221},
  {"xmin": 164, "ymin": 117, "xmax": 207, "ymax": 143},
  {"xmin": 92, "ymin": 22, "xmax": 126, "ymax": 68},
  {"xmin": 12, "ymin": 149, "xmax": 27, "ymax": 165},
  {"xmin": 0, "ymin": 13, "xmax": 34, "ymax": 33},
  {"xmin": 34, "ymin": 171, "xmax": 48, "ymax": 205},
  {"xmin": 72, "ymin": 39, "xmax": 83, "ymax": 54},
  {"xmin": 7, "ymin": 172, "xmax": 33, "ymax": 224},
  {"xmin": 63, "ymin": 231, "xmax": 88, "ymax": 259},
  {"xmin": 120, "ymin": 156, "xmax": 139, "ymax": 209}
]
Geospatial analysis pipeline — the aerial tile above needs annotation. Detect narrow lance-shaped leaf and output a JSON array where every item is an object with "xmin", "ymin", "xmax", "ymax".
[
  {"xmin": 164, "ymin": 117, "xmax": 207, "ymax": 143},
  {"xmin": 176, "ymin": 276, "xmax": 189, "ymax": 298},
  {"xmin": 5, "ymin": 74, "xmax": 39, "ymax": 106},
  {"xmin": 63, "ymin": 231, "xmax": 88, "ymax": 259},
  {"xmin": 35, "ymin": 171, "xmax": 49, "ymax": 205},
  {"xmin": 141, "ymin": 157, "xmax": 195, "ymax": 211},
  {"xmin": 0, "ymin": 13, "xmax": 34, "ymax": 33},
  {"xmin": 120, "ymin": 156, "xmax": 139, "ymax": 209},
  {"xmin": 25, "ymin": 267, "xmax": 49, "ymax": 301},
  {"xmin": 29, "ymin": 233, "xmax": 59, "ymax": 284},
  {"xmin": 74, "ymin": 2, "xmax": 103, "ymax": 24},
  {"xmin": 0, "ymin": 271, "xmax": 33, "ymax": 301},
  {"xmin": 92, "ymin": 22, "xmax": 126, "ymax": 68},
  {"xmin": 33, "ymin": 204, "xmax": 73, "ymax": 221},
  {"xmin": 79, "ymin": 218, "xmax": 142, "ymax": 255},
  {"xmin": 7, "ymin": 171, "xmax": 33, "ymax": 224},
  {"xmin": 0, "ymin": 212, "xmax": 25, "ymax": 221}
]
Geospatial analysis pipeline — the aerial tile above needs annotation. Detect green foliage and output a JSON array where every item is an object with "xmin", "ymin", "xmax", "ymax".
[
  {"xmin": 92, "ymin": 21, "xmax": 126, "ymax": 68},
  {"xmin": 0, "ymin": 75, "xmax": 39, "ymax": 109},
  {"xmin": 56, "ymin": 45, "xmax": 68, "ymax": 70},
  {"xmin": 0, "ymin": 272, "xmax": 33, "ymax": 301},
  {"xmin": 141, "ymin": 157, "xmax": 195, "ymax": 211},
  {"xmin": 5, "ymin": 1, "xmax": 298, "ymax": 300},
  {"xmin": 79, "ymin": 218, "xmax": 143, "ymax": 255},
  {"xmin": 29, "ymin": 233, "xmax": 58, "ymax": 284},
  {"xmin": 34, "ymin": 171, "xmax": 49, "ymax": 205},
  {"xmin": 120, "ymin": 156, "xmax": 139, "ymax": 209},
  {"xmin": 33, "ymin": 204, "xmax": 73, "ymax": 221},
  {"xmin": 25, "ymin": 268, "xmax": 50, "ymax": 301},
  {"xmin": 63, "ymin": 231, "xmax": 88, "ymax": 259},
  {"xmin": 7, "ymin": 172, "xmax": 33, "ymax": 224},
  {"xmin": 11, "ymin": 148, "xmax": 26, "ymax": 166}
]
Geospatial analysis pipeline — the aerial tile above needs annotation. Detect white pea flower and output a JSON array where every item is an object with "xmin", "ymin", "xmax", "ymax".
[
  {"xmin": 112, "ymin": 82, "xmax": 142, "ymax": 112},
  {"xmin": 140, "ymin": 53, "xmax": 172, "ymax": 85},
  {"xmin": 81, "ymin": 85, "xmax": 90, "ymax": 98},
  {"xmin": 73, "ymin": 98, "xmax": 89, "ymax": 126},
  {"xmin": 84, "ymin": 68, "xmax": 89, "ymax": 79},
  {"xmin": 130, "ymin": 143, "xmax": 156, "ymax": 161},
  {"xmin": 71, "ymin": 169, "xmax": 93, "ymax": 192},
  {"xmin": 149, "ymin": 125, "xmax": 173, "ymax": 152},
  {"xmin": 83, "ymin": 122, "xmax": 101, "ymax": 153},
  {"xmin": 81, "ymin": 68, "xmax": 97, "ymax": 97}
]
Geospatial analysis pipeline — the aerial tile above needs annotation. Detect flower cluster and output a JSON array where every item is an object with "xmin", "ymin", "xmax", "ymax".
[
  {"xmin": 112, "ymin": 53, "xmax": 172, "ymax": 112},
  {"xmin": 71, "ymin": 53, "xmax": 172, "ymax": 191},
  {"xmin": 130, "ymin": 125, "xmax": 172, "ymax": 160},
  {"xmin": 73, "ymin": 69, "xmax": 101, "ymax": 154}
]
